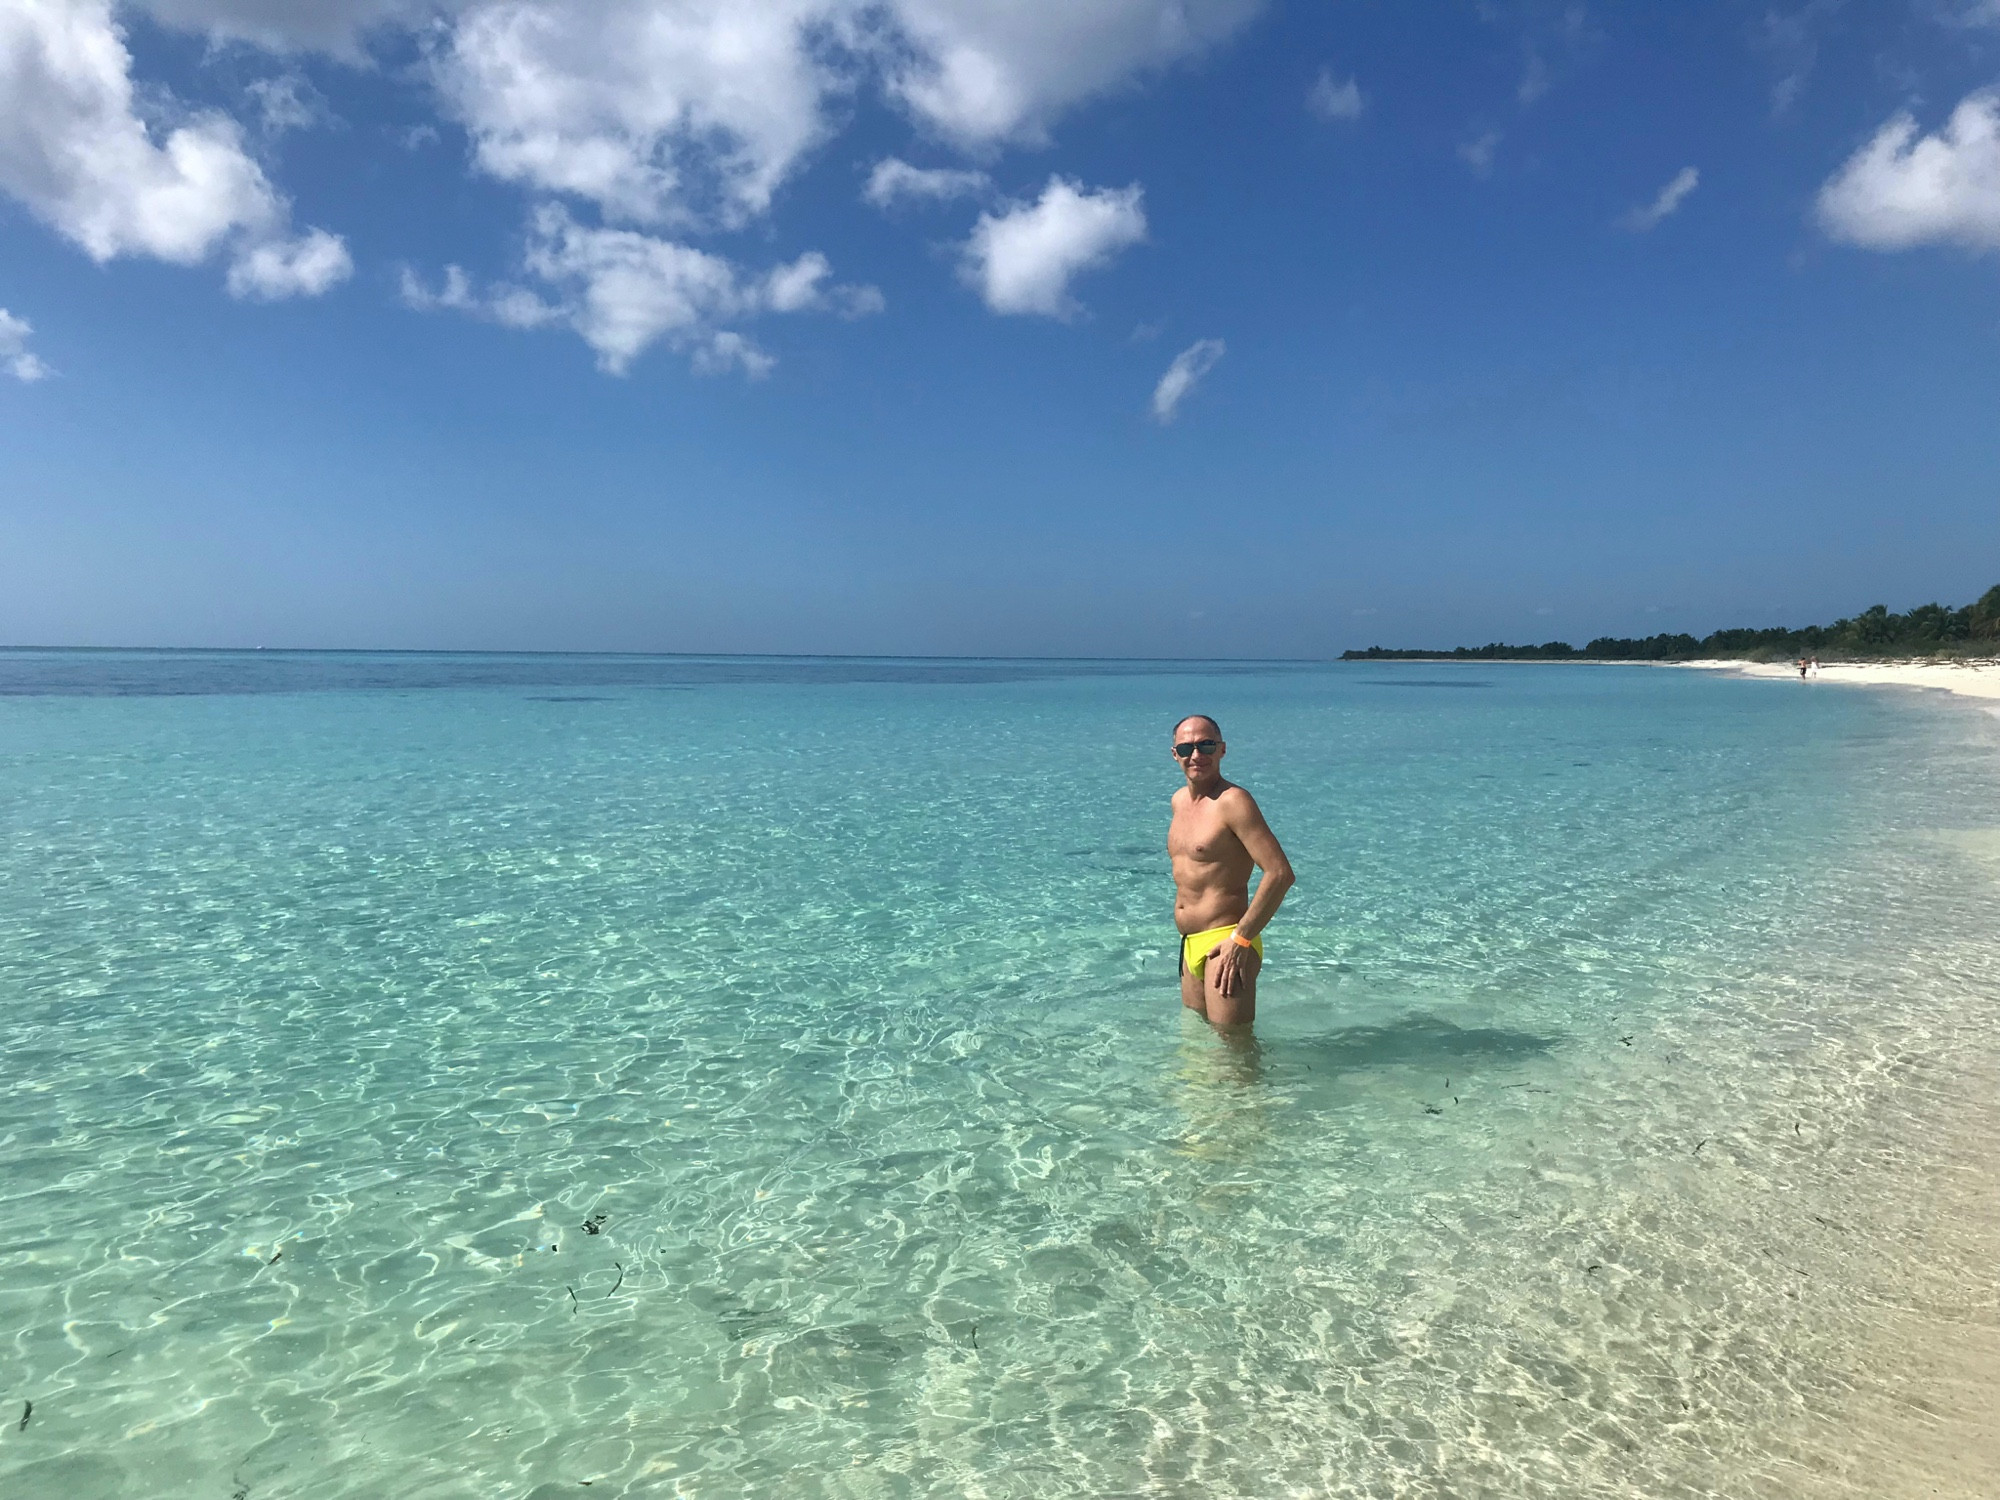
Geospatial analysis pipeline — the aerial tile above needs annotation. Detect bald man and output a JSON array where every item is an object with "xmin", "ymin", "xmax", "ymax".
[{"xmin": 1166, "ymin": 714, "xmax": 1295, "ymax": 1028}]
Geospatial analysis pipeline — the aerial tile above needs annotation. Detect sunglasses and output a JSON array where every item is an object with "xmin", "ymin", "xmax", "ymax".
[{"xmin": 1172, "ymin": 739, "xmax": 1220, "ymax": 759}]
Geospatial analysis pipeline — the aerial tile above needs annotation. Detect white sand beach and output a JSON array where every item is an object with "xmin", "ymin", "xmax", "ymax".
[{"xmin": 1676, "ymin": 657, "xmax": 2000, "ymax": 702}]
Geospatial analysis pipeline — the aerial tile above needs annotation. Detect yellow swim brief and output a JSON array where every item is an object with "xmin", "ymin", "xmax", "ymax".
[{"xmin": 1179, "ymin": 924, "xmax": 1263, "ymax": 978}]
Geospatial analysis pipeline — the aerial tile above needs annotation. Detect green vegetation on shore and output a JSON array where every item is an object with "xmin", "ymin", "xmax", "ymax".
[{"xmin": 1342, "ymin": 585, "xmax": 2000, "ymax": 663}]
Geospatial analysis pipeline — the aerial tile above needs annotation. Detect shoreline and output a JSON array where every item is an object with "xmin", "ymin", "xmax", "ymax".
[
  {"xmin": 1667, "ymin": 657, "xmax": 2000, "ymax": 702},
  {"xmin": 1683, "ymin": 652, "xmax": 2000, "ymax": 1493}
]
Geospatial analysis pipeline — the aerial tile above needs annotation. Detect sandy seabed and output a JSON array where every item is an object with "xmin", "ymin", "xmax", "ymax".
[{"xmin": 1678, "ymin": 653, "xmax": 2000, "ymax": 1493}]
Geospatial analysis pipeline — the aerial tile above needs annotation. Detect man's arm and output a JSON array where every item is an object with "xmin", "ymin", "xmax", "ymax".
[
  {"xmin": 1223, "ymin": 788, "xmax": 1294, "ymax": 939},
  {"xmin": 1207, "ymin": 788, "xmax": 1295, "ymax": 997}
]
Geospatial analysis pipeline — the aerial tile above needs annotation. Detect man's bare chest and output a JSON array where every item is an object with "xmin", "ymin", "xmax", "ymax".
[{"xmin": 1169, "ymin": 803, "xmax": 1244, "ymax": 865}]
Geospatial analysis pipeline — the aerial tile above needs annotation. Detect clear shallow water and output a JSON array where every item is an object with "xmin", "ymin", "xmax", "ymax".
[{"xmin": 3, "ymin": 653, "xmax": 1998, "ymax": 1498}]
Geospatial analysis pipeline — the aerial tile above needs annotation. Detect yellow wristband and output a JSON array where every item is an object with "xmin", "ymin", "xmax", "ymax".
[{"xmin": 1230, "ymin": 931, "xmax": 1255, "ymax": 949}]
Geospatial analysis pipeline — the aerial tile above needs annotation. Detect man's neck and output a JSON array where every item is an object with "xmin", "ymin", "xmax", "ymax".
[{"xmin": 1185, "ymin": 771, "xmax": 1226, "ymax": 800}]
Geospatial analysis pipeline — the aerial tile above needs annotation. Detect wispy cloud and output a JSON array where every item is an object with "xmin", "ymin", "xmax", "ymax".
[
  {"xmin": 1151, "ymin": 337, "xmax": 1225, "ymax": 423},
  {"xmin": 1761, "ymin": 0, "xmax": 1842, "ymax": 117},
  {"xmin": 1459, "ymin": 129, "xmax": 1502, "ymax": 175},
  {"xmin": 1307, "ymin": 67, "xmax": 1364, "ymax": 121},
  {"xmin": 1489, "ymin": 2, "xmax": 1595, "ymax": 110},
  {"xmin": 1517, "ymin": 51, "xmax": 1551, "ymax": 105},
  {"xmin": 402, "ymin": 207, "xmax": 882, "ymax": 375},
  {"xmin": 245, "ymin": 73, "xmax": 332, "ymax": 136},
  {"xmin": 1621, "ymin": 166, "xmax": 1700, "ymax": 231},
  {"xmin": 863, "ymin": 158, "xmax": 991, "ymax": 208},
  {"xmin": 0, "ymin": 308, "xmax": 49, "ymax": 381}
]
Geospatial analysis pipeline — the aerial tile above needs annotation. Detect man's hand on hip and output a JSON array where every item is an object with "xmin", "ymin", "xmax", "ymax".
[{"xmin": 1209, "ymin": 936, "xmax": 1254, "ymax": 997}]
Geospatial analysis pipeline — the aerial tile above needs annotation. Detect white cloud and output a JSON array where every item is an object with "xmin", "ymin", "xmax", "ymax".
[
  {"xmin": 761, "ymin": 248, "xmax": 884, "ymax": 316},
  {"xmin": 522, "ymin": 209, "xmax": 753, "ymax": 371},
  {"xmin": 0, "ymin": 0, "xmax": 349, "ymax": 296},
  {"xmin": 1621, "ymin": 165, "xmax": 1699, "ymax": 232},
  {"xmin": 134, "ymin": 0, "xmax": 1264, "ymax": 154},
  {"xmin": 36, "ymin": 0, "xmax": 1254, "ymax": 330},
  {"xmin": 12, "ymin": 2, "xmax": 1253, "ymax": 343},
  {"xmin": 405, "ymin": 205, "xmax": 881, "ymax": 374},
  {"xmin": 133, "ymin": 0, "xmax": 442, "ymax": 57},
  {"xmin": 882, "ymin": 0, "xmax": 1261, "ymax": 146},
  {"xmin": 0, "ymin": 307, "xmax": 50, "ymax": 381},
  {"xmin": 1306, "ymin": 67, "xmax": 1362, "ymax": 121},
  {"xmin": 1150, "ymin": 337, "xmax": 1223, "ymax": 423},
  {"xmin": 227, "ymin": 227, "xmax": 354, "ymax": 298},
  {"xmin": 960, "ymin": 176, "xmax": 1146, "ymax": 318},
  {"xmin": 434, "ymin": 0, "xmax": 842, "ymax": 228},
  {"xmin": 864, "ymin": 156, "xmax": 989, "ymax": 207},
  {"xmin": 764, "ymin": 250, "xmax": 832, "ymax": 312},
  {"xmin": 1, "ymin": 0, "xmax": 275, "ymax": 262},
  {"xmin": 1818, "ymin": 91, "xmax": 2000, "ymax": 251},
  {"xmin": 431, "ymin": 0, "xmax": 1257, "ymax": 228}
]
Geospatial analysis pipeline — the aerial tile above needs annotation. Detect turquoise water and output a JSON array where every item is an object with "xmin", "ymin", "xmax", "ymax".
[{"xmin": 4, "ymin": 654, "xmax": 1998, "ymax": 1498}]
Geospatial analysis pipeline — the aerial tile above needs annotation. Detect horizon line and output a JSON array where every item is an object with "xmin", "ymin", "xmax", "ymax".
[{"xmin": 0, "ymin": 644, "xmax": 1348, "ymax": 665}]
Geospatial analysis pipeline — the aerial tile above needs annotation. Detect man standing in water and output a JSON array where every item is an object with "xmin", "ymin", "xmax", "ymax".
[{"xmin": 1167, "ymin": 715, "xmax": 1295, "ymax": 1028}]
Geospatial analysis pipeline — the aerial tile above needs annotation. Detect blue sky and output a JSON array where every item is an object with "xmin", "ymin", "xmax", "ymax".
[{"xmin": 4, "ymin": 0, "xmax": 2000, "ymax": 655}]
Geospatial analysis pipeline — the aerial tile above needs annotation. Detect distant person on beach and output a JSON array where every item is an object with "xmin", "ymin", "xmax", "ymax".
[
  {"xmin": 1167, "ymin": 715, "xmax": 1295, "ymax": 1029},
  {"xmin": 1798, "ymin": 658, "xmax": 1809, "ymax": 680}
]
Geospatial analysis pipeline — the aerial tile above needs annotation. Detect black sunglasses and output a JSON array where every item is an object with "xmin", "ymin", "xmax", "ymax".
[{"xmin": 1172, "ymin": 739, "xmax": 1220, "ymax": 759}]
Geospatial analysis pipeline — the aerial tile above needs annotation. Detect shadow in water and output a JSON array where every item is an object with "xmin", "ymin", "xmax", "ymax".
[
  {"xmin": 1272, "ymin": 1013, "xmax": 1555, "ymax": 1078},
  {"xmin": 1166, "ymin": 1014, "xmax": 1554, "ymax": 1165}
]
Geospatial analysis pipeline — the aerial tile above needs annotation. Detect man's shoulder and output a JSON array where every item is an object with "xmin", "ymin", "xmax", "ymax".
[{"xmin": 1216, "ymin": 782, "xmax": 1264, "ymax": 817}]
